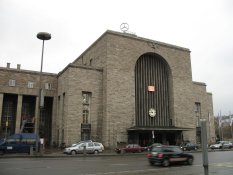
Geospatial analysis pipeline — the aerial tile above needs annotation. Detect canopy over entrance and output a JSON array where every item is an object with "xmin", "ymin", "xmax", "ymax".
[
  {"xmin": 128, "ymin": 126, "xmax": 193, "ymax": 131},
  {"xmin": 127, "ymin": 127, "xmax": 193, "ymax": 146}
]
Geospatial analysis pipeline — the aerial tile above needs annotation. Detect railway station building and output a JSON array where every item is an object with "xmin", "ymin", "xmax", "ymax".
[{"xmin": 0, "ymin": 30, "xmax": 215, "ymax": 148}]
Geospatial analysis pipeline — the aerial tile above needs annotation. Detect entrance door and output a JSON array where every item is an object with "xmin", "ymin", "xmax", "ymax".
[
  {"xmin": 138, "ymin": 132, "xmax": 150, "ymax": 146},
  {"xmin": 128, "ymin": 130, "xmax": 179, "ymax": 146}
]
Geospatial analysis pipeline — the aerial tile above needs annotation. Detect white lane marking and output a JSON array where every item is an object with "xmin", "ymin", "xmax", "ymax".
[
  {"xmin": 111, "ymin": 164, "xmax": 128, "ymax": 166},
  {"xmin": 91, "ymin": 168, "xmax": 168, "ymax": 175},
  {"xmin": 211, "ymin": 162, "xmax": 233, "ymax": 168}
]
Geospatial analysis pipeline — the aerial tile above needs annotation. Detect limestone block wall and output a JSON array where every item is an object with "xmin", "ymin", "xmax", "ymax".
[
  {"xmin": 0, "ymin": 68, "xmax": 57, "ymax": 97},
  {"xmin": 57, "ymin": 68, "xmax": 70, "ymax": 144},
  {"xmin": 103, "ymin": 32, "xmax": 194, "ymax": 147},
  {"xmin": 0, "ymin": 67, "xmax": 58, "ymax": 144},
  {"xmin": 190, "ymin": 82, "xmax": 215, "ymax": 143},
  {"xmin": 58, "ymin": 30, "xmax": 214, "ymax": 148},
  {"xmin": 57, "ymin": 65, "xmax": 103, "ymax": 145}
]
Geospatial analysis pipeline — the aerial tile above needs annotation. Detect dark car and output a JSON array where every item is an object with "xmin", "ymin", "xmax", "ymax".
[
  {"xmin": 115, "ymin": 144, "xmax": 146, "ymax": 154},
  {"xmin": 0, "ymin": 138, "xmax": 4, "ymax": 144},
  {"xmin": 147, "ymin": 145, "xmax": 194, "ymax": 167},
  {"xmin": 147, "ymin": 143, "xmax": 163, "ymax": 151},
  {"xmin": 180, "ymin": 143, "xmax": 199, "ymax": 151},
  {"xmin": 0, "ymin": 133, "xmax": 40, "ymax": 155}
]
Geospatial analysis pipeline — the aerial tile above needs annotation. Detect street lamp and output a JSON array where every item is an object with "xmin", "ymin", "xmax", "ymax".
[{"xmin": 35, "ymin": 32, "xmax": 51, "ymax": 153}]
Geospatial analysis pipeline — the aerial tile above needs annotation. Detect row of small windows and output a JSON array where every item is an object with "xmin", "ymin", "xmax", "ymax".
[{"xmin": 8, "ymin": 79, "xmax": 52, "ymax": 90}]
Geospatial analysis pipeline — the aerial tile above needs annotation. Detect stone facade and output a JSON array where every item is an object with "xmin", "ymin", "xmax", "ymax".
[
  {"xmin": 0, "ymin": 30, "xmax": 215, "ymax": 148},
  {"xmin": 0, "ymin": 65, "xmax": 57, "ymax": 145},
  {"xmin": 57, "ymin": 30, "xmax": 215, "ymax": 148}
]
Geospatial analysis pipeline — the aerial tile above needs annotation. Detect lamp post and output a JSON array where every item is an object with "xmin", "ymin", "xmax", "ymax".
[{"xmin": 35, "ymin": 32, "xmax": 51, "ymax": 153}]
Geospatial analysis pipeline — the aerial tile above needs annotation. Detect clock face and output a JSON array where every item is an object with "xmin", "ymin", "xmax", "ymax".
[{"xmin": 149, "ymin": 108, "xmax": 156, "ymax": 117}]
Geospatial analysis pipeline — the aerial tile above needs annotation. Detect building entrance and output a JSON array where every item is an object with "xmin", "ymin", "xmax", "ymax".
[{"xmin": 128, "ymin": 130, "xmax": 182, "ymax": 147}]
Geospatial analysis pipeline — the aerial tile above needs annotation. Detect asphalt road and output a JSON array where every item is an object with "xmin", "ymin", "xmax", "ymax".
[{"xmin": 0, "ymin": 151, "xmax": 233, "ymax": 175}]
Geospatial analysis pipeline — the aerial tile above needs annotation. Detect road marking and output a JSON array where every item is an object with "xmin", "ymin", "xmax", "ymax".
[
  {"xmin": 111, "ymin": 164, "xmax": 128, "ymax": 166},
  {"xmin": 211, "ymin": 162, "xmax": 233, "ymax": 168},
  {"xmin": 0, "ymin": 160, "xmax": 43, "ymax": 164},
  {"xmin": 91, "ymin": 168, "xmax": 168, "ymax": 175},
  {"xmin": 5, "ymin": 166, "xmax": 50, "ymax": 170},
  {"xmin": 188, "ymin": 162, "xmax": 233, "ymax": 168}
]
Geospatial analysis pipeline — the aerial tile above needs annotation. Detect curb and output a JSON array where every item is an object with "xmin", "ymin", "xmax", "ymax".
[{"xmin": 1, "ymin": 149, "xmax": 232, "ymax": 159}]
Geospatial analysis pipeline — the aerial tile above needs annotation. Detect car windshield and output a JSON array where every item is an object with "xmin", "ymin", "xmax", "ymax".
[
  {"xmin": 71, "ymin": 144, "xmax": 78, "ymax": 147},
  {"xmin": 151, "ymin": 147, "xmax": 163, "ymax": 152},
  {"xmin": 152, "ymin": 143, "xmax": 162, "ymax": 146},
  {"xmin": 172, "ymin": 147, "xmax": 183, "ymax": 153},
  {"xmin": 0, "ymin": 138, "xmax": 5, "ymax": 144},
  {"xmin": 216, "ymin": 141, "xmax": 224, "ymax": 144}
]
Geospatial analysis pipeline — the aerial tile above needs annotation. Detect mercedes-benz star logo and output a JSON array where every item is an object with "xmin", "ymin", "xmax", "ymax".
[{"xmin": 120, "ymin": 23, "xmax": 129, "ymax": 32}]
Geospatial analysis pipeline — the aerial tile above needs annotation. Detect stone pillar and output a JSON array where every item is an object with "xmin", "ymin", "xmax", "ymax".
[
  {"xmin": 34, "ymin": 96, "xmax": 39, "ymax": 134},
  {"xmin": 0, "ymin": 93, "xmax": 4, "ymax": 131},
  {"xmin": 15, "ymin": 95, "xmax": 23, "ymax": 133}
]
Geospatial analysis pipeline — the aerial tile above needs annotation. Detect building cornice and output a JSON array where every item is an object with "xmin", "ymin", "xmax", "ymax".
[
  {"xmin": 0, "ymin": 67, "xmax": 57, "ymax": 77},
  {"xmin": 57, "ymin": 63, "xmax": 103, "ymax": 77}
]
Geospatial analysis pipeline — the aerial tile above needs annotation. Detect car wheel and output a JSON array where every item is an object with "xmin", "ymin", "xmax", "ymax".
[
  {"xmin": 187, "ymin": 158, "xmax": 193, "ymax": 165},
  {"xmin": 0, "ymin": 150, "xmax": 4, "ymax": 155},
  {"xmin": 94, "ymin": 150, "xmax": 99, "ymax": 154},
  {"xmin": 162, "ymin": 159, "xmax": 170, "ymax": 167},
  {"xmin": 149, "ymin": 161, "xmax": 154, "ymax": 166},
  {"xmin": 71, "ymin": 150, "xmax": 76, "ymax": 155}
]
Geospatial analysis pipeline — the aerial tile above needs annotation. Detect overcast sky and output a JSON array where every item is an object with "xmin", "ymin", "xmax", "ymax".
[{"xmin": 1, "ymin": 0, "xmax": 233, "ymax": 116}]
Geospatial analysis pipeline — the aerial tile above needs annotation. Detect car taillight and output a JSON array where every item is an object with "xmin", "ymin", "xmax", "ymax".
[
  {"xmin": 157, "ymin": 153, "xmax": 164, "ymax": 158},
  {"xmin": 147, "ymin": 153, "xmax": 152, "ymax": 158}
]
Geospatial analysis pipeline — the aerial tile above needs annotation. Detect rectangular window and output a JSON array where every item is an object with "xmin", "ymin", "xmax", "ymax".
[
  {"xmin": 83, "ymin": 92, "xmax": 91, "ymax": 104},
  {"xmin": 82, "ymin": 92, "xmax": 91, "ymax": 123},
  {"xmin": 195, "ymin": 102, "xmax": 201, "ymax": 113},
  {"xmin": 45, "ymin": 83, "xmax": 52, "ymax": 90},
  {"xmin": 83, "ymin": 109, "xmax": 89, "ymax": 123},
  {"xmin": 28, "ymin": 81, "xmax": 34, "ymax": 88},
  {"xmin": 195, "ymin": 102, "xmax": 201, "ymax": 127},
  {"xmin": 9, "ymin": 79, "xmax": 16, "ymax": 86}
]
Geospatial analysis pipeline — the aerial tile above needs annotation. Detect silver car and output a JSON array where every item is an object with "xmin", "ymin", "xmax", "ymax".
[
  {"xmin": 71, "ymin": 140, "xmax": 93, "ymax": 147},
  {"xmin": 209, "ymin": 141, "xmax": 232, "ymax": 149},
  {"xmin": 64, "ymin": 142, "xmax": 104, "ymax": 155}
]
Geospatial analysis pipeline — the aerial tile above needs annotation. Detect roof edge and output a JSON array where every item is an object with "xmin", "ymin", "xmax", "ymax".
[{"xmin": 72, "ymin": 30, "xmax": 190, "ymax": 64}]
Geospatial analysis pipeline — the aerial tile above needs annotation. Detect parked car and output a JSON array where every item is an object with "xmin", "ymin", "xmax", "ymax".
[
  {"xmin": 209, "ymin": 141, "xmax": 232, "ymax": 150},
  {"xmin": 64, "ymin": 142, "xmax": 104, "ymax": 155},
  {"xmin": 115, "ymin": 144, "xmax": 146, "ymax": 154},
  {"xmin": 222, "ymin": 141, "xmax": 233, "ymax": 149},
  {"xmin": 0, "ymin": 138, "xmax": 4, "ymax": 144},
  {"xmin": 180, "ymin": 143, "xmax": 199, "ymax": 151},
  {"xmin": 209, "ymin": 141, "xmax": 223, "ymax": 149},
  {"xmin": 147, "ymin": 143, "xmax": 163, "ymax": 151},
  {"xmin": 0, "ymin": 133, "xmax": 40, "ymax": 155},
  {"xmin": 71, "ymin": 140, "xmax": 93, "ymax": 147},
  {"xmin": 147, "ymin": 145, "xmax": 194, "ymax": 167}
]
